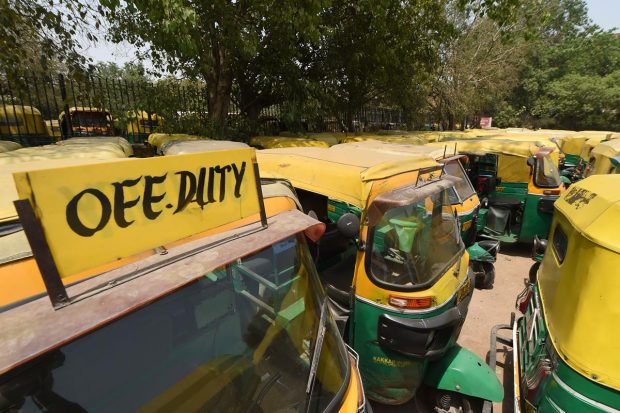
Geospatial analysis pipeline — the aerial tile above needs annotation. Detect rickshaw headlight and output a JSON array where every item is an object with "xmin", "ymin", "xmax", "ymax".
[{"xmin": 388, "ymin": 295, "xmax": 433, "ymax": 309}]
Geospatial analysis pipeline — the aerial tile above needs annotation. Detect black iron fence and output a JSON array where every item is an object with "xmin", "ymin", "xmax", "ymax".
[{"xmin": 0, "ymin": 72, "xmax": 405, "ymax": 146}]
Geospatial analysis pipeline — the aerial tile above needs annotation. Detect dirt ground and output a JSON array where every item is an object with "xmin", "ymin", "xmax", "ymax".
[{"xmin": 371, "ymin": 244, "xmax": 532, "ymax": 413}]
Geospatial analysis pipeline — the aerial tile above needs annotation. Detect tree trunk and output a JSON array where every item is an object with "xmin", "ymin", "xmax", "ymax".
[{"xmin": 205, "ymin": 43, "xmax": 233, "ymax": 129}]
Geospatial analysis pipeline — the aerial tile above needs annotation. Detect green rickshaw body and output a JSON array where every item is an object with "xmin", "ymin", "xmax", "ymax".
[
  {"xmin": 429, "ymin": 139, "xmax": 564, "ymax": 243},
  {"xmin": 257, "ymin": 147, "xmax": 503, "ymax": 407},
  {"xmin": 513, "ymin": 175, "xmax": 620, "ymax": 412}
]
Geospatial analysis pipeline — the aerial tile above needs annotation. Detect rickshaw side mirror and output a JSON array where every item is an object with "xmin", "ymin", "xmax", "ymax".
[
  {"xmin": 337, "ymin": 213, "xmax": 360, "ymax": 239},
  {"xmin": 527, "ymin": 156, "xmax": 536, "ymax": 167},
  {"xmin": 532, "ymin": 236, "xmax": 547, "ymax": 261}
]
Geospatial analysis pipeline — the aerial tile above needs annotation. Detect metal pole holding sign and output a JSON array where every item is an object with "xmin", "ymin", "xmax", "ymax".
[
  {"xmin": 13, "ymin": 199, "xmax": 69, "ymax": 309},
  {"xmin": 253, "ymin": 161, "xmax": 268, "ymax": 228}
]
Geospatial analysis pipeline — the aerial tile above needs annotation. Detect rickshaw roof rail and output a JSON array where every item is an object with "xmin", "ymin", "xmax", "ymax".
[
  {"xmin": 555, "ymin": 174, "xmax": 620, "ymax": 254},
  {"xmin": 257, "ymin": 147, "xmax": 438, "ymax": 207}
]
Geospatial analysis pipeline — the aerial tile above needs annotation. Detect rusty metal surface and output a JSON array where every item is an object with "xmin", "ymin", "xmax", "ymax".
[{"xmin": 0, "ymin": 209, "xmax": 319, "ymax": 376}]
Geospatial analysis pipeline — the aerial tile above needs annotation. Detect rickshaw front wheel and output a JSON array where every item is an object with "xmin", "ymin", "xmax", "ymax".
[{"xmin": 421, "ymin": 386, "xmax": 480, "ymax": 413}]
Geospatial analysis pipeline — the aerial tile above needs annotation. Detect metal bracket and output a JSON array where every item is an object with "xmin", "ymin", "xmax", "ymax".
[{"xmin": 13, "ymin": 199, "xmax": 69, "ymax": 309}]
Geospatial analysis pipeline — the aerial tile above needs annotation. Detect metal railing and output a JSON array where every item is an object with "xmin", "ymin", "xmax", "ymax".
[{"xmin": 0, "ymin": 72, "xmax": 405, "ymax": 146}]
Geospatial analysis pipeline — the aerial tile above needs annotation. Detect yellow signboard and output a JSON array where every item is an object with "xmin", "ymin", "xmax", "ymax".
[{"xmin": 13, "ymin": 148, "xmax": 261, "ymax": 278}]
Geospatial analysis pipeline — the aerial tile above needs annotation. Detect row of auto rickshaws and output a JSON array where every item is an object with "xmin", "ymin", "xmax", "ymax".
[
  {"xmin": 0, "ymin": 127, "xmax": 618, "ymax": 412},
  {"xmin": 0, "ymin": 104, "xmax": 161, "ymax": 145}
]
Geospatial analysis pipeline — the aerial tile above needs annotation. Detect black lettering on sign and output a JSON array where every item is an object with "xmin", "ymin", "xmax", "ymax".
[
  {"xmin": 65, "ymin": 161, "xmax": 250, "ymax": 236},
  {"xmin": 232, "ymin": 162, "xmax": 246, "ymax": 198},
  {"xmin": 143, "ymin": 173, "xmax": 167, "ymax": 219},
  {"xmin": 174, "ymin": 171, "xmax": 197, "ymax": 214},
  {"xmin": 564, "ymin": 187, "xmax": 597, "ymax": 210},
  {"xmin": 66, "ymin": 189, "xmax": 112, "ymax": 237},
  {"xmin": 112, "ymin": 176, "xmax": 142, "ymax": 228},
  {"xmin": 215, "ymin": 165, "xmax": 232, "ymax": 201}
]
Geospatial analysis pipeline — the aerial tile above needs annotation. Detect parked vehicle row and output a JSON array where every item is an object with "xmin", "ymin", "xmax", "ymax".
[
  {"xmin": 1, "ymin": 128, "xmax": 619, "ymax": 412},
  {"xmin": 0, "ymin": 104, "xmax": 162, "ymax": 145}
]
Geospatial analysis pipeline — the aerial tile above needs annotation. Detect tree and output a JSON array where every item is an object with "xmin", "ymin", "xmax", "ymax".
[
  {"xmin": 430, "ymin": 8, "xmax": 528, "ymax": 129},
  {"xmin": 311, "ymin": 0, "xmax": 451, "ymax": 129},
  {"xmin": 100, "ymin": 0, "xmax": 323, "ymax": 129},
  {"xmin": 0, "ymin": 0, "xmax": 97, "ymax": 74},
  {"xmin": 499, "ymin": 0, "xmax": 620, "ymax": 130}
]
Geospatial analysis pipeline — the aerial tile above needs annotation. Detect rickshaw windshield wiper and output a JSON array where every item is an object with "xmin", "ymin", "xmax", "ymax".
[{"xmin": 305, "ymin": 299, "xmax": 329, "ymax": 411}]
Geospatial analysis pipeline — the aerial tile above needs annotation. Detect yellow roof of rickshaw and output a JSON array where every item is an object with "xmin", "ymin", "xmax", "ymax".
[
  {"xmin": 128, "ymin": 110, "xmax": 161, "ymax": 120},
  {"xmin": 0, "ymin": 105, "xmax": 42, "ymax": 116},
  {"xmin": 257, "ymin": 147, "xmax": 438, "ymax": 207},
  {"xmin": 339, "ymin": 134, "xmax": 427, "ymax": 145},
  {"xmin": 68, "ymin": 106, "xmax": 110, "ymax": 114},
  {"xmin": 332, "ymin": 140, "xmax": 452, "ymax": 160},
  {"xmin": 162, "ymin": 140, "xmax": 249, "ymax": 155},
  {"xmin": 426, "ymin": 138, "xmax": 551, "ymax": 158},
  {"xmin": 0, "ymin": 141, "xmax": 21, "ymax": 153},
  {"xmin": 249, "ymin": 136, "xmax": 329, "ymax": 149},
  {"xmin": 58, "ymin": 136, "xmax": 133, "ymax": 156},
  {"xmin": 591, "ymin": 138, "xmax": 620, "ymax": 158},
  {"xmin": 555, "ymin": 175, "xmax": 620, "ymax": 253},
  {"xmin": 147, "ymin": 133, "xmax": 208, "ymax": 147}
]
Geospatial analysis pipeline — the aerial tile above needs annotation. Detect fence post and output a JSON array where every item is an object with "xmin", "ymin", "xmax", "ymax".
[{"xmin": 58, "ymin": 74, "xmax": 72, "ymax": 138}]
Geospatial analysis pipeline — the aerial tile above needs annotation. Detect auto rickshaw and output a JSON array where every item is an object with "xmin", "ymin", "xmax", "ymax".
[
  {"xmin": 0, "ymin": 105, "xmax": 54, "ymax": 146},
  {"xmin": 330, "ymin": 139, "xmax": 499, "ymax": 289},
  {"xmin": 428, "ymin": 139, "xmax": 565, "ymax": 243},
  {"xmin": 257, "ymin": 147, "xmax": 503, "ymax": 410},
  {"xmin": 585, "ymin": 138, "xmax": 620, "ymax": 176},
  {"xmin": 0, "ymin": 139, "xmax": 130, "ymax": 166},
  {"xmin": 490, "ymin": 174, "xmax": 620, "ymax": 412},
  {"xmin": 126, "ymin": 110, "xmax": 163, "ymax": 143},
  {"xmin": 59, "ymin": 106, "xmax": 114, "ymax": 137},
  {"xmin": 147, "ymin": 132, "xmax": 209, "ymax": 154},
  {"xmin": 250, "ymin": 136, "xmax": 330, "ymax": 149},
  {"xmin": 0, "ymin": 147, "xmax": 369, "ymax": 412}
]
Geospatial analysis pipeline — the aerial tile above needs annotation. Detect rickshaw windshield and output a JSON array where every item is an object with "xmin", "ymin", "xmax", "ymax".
[
  {"xmin": 1, "ymin": 235, "xmax": 349, "ymax": 413},
  {"xmin": 72, "ymin": 111, "xmax": 110, "ymax": 127},
  {"xmin": 368, "ymin": 189, "xmax": 463, "ymax": 289},
  {"xmin": 443, "ymin": 161, "xmax": 476, "ymax": 202},
  {"xmin": 534, "ymin": 155, "xmax": 561, "ymax": 188}
]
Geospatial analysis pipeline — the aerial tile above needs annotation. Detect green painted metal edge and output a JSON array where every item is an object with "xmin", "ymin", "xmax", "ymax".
[{"xmin": 424, "ymin": 345, "xmax": 504, "ymax": 402}]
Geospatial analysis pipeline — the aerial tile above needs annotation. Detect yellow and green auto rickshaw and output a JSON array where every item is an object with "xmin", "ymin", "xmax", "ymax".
[
  {"xmin": 250, "ymin": 136, "xmax": 330, "ymax": 149},
  {"xmin": 428, "ymin": 139, "xmax": 565, "ymax": 244},
  {"xmin": 126, "ymin": 110, "xmax": 163, "ymax": 144},
  {"xmin": 59, "ymin": 106, "xmax": 114, "ymax": 137},
  {"xmin": 585, "ymin": 138, "xmax": 620, "ymax": 177},
  {"xmin": 492, "ymin": 174, "xmax": 620, "ymax": 412},
  {"xmin": 257, "ymin": 147, "xmax": 503, "ymax": 410},
  {"xmin": 147, "ymin": 133, "xmax": 209, "ymax": 154},
  {"xmin": 578, "ymin": 133, "xmax": 620, "ymax": 169},
  {"xmin": 330, "ymin": 139, "xmax": 499, "ymax": 289},
  {"xmin": 0, "ymin": 147, "xmax": 369, "ymax": 412},
  {"xmin": 0, "ymin": 104, "xmax": 54, "ymax": 146}
]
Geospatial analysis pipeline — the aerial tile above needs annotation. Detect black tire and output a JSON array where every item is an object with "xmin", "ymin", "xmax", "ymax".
[
  {"xmin": 473, "ymin": 262, "xmax": 495, "ymax": 290},
  {"xmin": 421, "ymin": 386, "xmax": 480, "ymax": 413}
]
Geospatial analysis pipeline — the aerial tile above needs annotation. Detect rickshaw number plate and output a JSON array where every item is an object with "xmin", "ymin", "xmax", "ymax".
[{"xmin": 456, "ymin": 277, "xmax": 472, "ymax": 304}]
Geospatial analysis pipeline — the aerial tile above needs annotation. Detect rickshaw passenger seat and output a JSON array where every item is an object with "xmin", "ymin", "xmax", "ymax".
[
  {"xmin": 485, "ymin": 207, "xmax": 511, "ymax": 235},
  {"xmin": 319, "ymin": 254, "xmax": 355, "ymax": 308}
]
